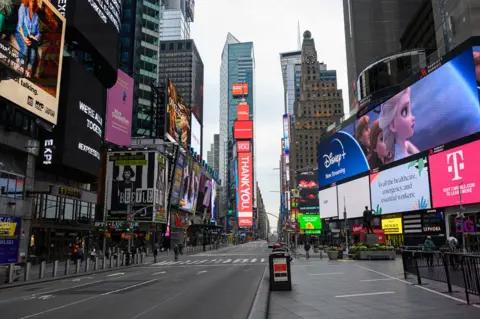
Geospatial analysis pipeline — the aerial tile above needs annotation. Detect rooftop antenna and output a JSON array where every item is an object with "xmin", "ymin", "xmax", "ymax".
[{"xmin": 297, "ymin": 21, "xmax": 301, "ymax": 50}]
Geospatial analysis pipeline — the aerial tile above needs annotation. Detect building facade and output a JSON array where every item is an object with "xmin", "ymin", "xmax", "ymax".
[
  {"xmin": 207, "ymin": 134, "xmax": 220, "ymax": 175},
  {"xmin": 219, "ymin": 33, "xmax": 255, "ymax": 223},
  {"xmin": 160, "ymin": 0, "xmax": 193, "ymax": 41},
  {"xmin": 280, "ymin": 51, "xmax": 302, "ymax": 114},
  {"xmin": 343, "ymin": 0, "xmax": 424, "ymax": 109},
  {"xmin": 158, "ymin": 39, "xmax": 204, "ymax": 124},
  {"xmin": 290, "ymin": 31, "xmax": 344, "ymax": 186},
  {"xmin": 120, "ymin": 0, "xmax": 162, "ymax": 137}
]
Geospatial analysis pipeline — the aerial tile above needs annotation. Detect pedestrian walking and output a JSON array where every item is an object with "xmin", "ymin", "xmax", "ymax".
[
  {"xmin": 447, "ymin": 235, "xmax": 459, "ymax": 269},
  {"xmin": 423, "ymin": 236, "xmax": 435, "ymax": 268},
  {"xmin": 153, "ymin": 247, "xmax": 158, "ymax": 263},
  {"xmin": 304, "ymin": 241, "xmax": 311, "ymax": 259}
]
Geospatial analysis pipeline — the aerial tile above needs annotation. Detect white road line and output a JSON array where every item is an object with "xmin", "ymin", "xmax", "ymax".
[
  {"xmin": 336, "ymin": 291, "xmax": 396, "ymax": 298},
  {"xmin": 310, "ymin": 272, "xmax": 344, "ymax": 276},
  {"xmin": 356, "ymin": 265, "xmax": 480, "ymax": 309},
  {"xmin": 242, "ymin": 259, "xmax": 248, "ymax": 263},
  {"xmin": 183, "ymin": 260, "xmax": 193, "ymax": 264},
  {"xmin": 107, "ymin": 272, "xmax": 124, "ymax": 277},
  {"xmin": 260, "ymin": 258, "xmax": 265, "ymax": 263},
  {"xmin": 128, "ymin": 292, "xmax": 183, "ymax": 319},
  {"xmin": 233, "ymin": 259, "xmax": 241, "ymax": 263},
  {"xmin": 223, "ymin": 259, "xmax": 232, "ymax": 263},
  {"xmin": 208, "ymin": 259, "xmax": 217, "ymax": 263},
  {"xmin": 215, "ymin": 259, "xmax": 223, "ymax": 264},
  {"xmin": 251, "ymin": 259, "xmax": 257, "ymax": 263},
  {"xmin": 197, "ymin": 260, "xmax": 207, "ymax": 264},
  {"xmin": 152, "ymin": 271, "xmax": 166, "ymax": 275},
  {"xmin": 196, "ymin": 270, "xmax": 207, "ymax": 275},
  {"xmin": 360, "ymin": 278, "xmax": 395, "ymax": 282}
]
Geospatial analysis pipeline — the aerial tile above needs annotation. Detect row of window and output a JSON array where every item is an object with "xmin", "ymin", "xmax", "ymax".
[
  {"xmin": 0, "ymin": 173, "xmax": 24, "ymax": 199},
  {"xmin": 34, "ymin": 194, "xmax": 95, "ymax": 222},
  {"xmin": 160, "ymin": 42, "xmax": 192, "ymax": 51}
]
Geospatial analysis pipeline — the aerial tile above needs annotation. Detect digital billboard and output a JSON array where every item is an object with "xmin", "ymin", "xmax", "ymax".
[
  {"xmin": 232, "ymin": 83, "xmax": 248, "ymax": 96},
  {"xmin": 170, "ymin": 151, "xmax": 185, "ymax": 206},
  {"xmin": 337, "ymin": 175, "xmax": 370, "ymax": 219},
  {"xmin": 105, "ymin": 152, "xmax": 156, "ymax": 221},
  {"xmin": 237, "ymin": 103, "xmax": 249, "ymax": 121},
  {"xmin": 190, "ymin": 115, "xmax": 201, "ymax": 155},
  {"xmin": 297, "ymin": 172, "xmax": 319, "ymax": 214},
  {"xmin": 179, "ymin": 159, "xmax": 201, "ymax": 213},
  {"xmin": 318, "ymin": 48, "xmax": 480, "ymax": 187},
  {"xmin": 298, "ymin": 214, "xmax": 322, "ymax": 231},
  {"xmin": 319, "ymin": 186, "xmax": 338, "ymax": 219},
  {"xmin": 283, "ymin": 114, "xmax": 290, "ymax": 154},
  {"xmin": 211, "ymin": 179, "xmax": 217, "ymax": 220},
  {"xmin": 237, "ymin": 152, "xmax": 253, "ymax": 227},
  {"xmin": 106, "ymin": 70, "xmax": 133, "ymax": 146},
  {"xmin": 237, "ymin": 140, "xmax": 251, "ymax": 153},
  {"xmin": 382, "ymin": 217, "xmax": 403, "ymax": 235},
  {"xmin": 370, "ymin": 157, "xmax": 431, "ymax": 215},
  {"xmin": 234, "ymin": 120, "xmax": 253, "ymax": 140},
  {"xmin": 0, "ymin": 0, "xmax": 66, "ymax": 124},
  {"xmin": 0, "ymin": 216, "xmax": 21, "ymax": 264},
  {"xmin": 52, "ymin": 0, "xmax": 121, "ymax": 85},
  {"xmin": 154, "ymin": 154, "xmax": 168, "ymax": 223},
  {"xmin": 429, "ymin": 139, "xmax": 480, "ymax": 208},
  {"xmin": 166, "ymin": 80, "xmax": 191, "ymax": 150}
]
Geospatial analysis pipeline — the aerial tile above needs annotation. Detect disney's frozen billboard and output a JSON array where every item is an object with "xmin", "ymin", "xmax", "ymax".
[{"xmin": 318, "ymin": 47, "xmax": 480, "ymax": 188}]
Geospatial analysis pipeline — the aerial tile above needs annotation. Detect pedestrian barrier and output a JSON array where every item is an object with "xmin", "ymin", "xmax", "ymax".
[{"xmin": 401, "ymin": 250, "xmax": 479, "ymax": 303}]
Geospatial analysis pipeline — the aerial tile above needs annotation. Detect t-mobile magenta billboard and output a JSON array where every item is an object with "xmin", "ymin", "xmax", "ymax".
[{"xmin": 106, "ymin": 70, "xmax": 133, "ymax": 146}]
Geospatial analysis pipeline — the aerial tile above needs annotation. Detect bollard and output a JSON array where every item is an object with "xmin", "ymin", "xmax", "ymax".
[
  {"xmin": 84, "ymin": 258, "xmax": 90, "ymax": 272},
  {"xmin": 109, "ymin": 256, "xmax": 113, "ymax": 268},
  {"xmin": 135, "ymin": 253, "xmax": 139, "ymax": 264},
  {"xmin": 24, "ymin": 262, "xmax": 31, "ymax": 281},
  {"xmin": 167, "ymin": 249, "xmax": 170, "ymax": 256},
  {"xmin": 320, "ymin": 250, "xmax": 323, "ymax": 259},
  {"xmin": 8, "ymin": 263, "xmax": 15, "ymax": 284},
  {"xmin": 52, "ymin": 260, "xmax": 59, "ymax": 277},
  {"xmin": 122, "ymin": 253, "xmax": 126, "ymax": 266},
  {"xmin": 147, "ymin": 247, "xmax": 150, "ymax": 255},
  {"xmin": 76, "ymin": 259, "xmax": 80, "ymax": 274},
  {"xmin": 141, "ymin": 252, "xmax": 145, "ymax": 263},
  {"xmin": 39, "ymin": 261, "xmax": 46, "ymax": 279},
  {"xmin": 94, "ymin": 257, "xmax": 98, "ymax": 271},
  {"xmin": 116, "ymin": 254, "xmax": 120, "ymax": 267},
  {"xmin": 65, "ymin": 260, "xmax": 70, "ymax": 275}
]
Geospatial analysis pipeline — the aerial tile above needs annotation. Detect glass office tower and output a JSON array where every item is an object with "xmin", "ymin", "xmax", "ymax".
[
  {"xmin": 280, "ymin": 51, "xmax": 301, "ymax": 114},
  {"xmin": 219, "ymin": 33, "xmax": 255, "ymax": 223}
]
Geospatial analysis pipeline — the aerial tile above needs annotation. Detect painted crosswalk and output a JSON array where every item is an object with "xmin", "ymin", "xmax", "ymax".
[{"xmin": 151, "ymin": 258, "xmax": 267, "ymax": 267}]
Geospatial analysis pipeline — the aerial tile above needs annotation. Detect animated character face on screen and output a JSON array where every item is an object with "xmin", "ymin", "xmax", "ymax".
[
  {"xmin": 379, "ymin": 87, "xmax": 419, "ymax": 161},
  {"xmin": 355, "ymin": 115, "xmax": 371, "ymax": 160},
  {"xmin": 369, "ymin": 119, "xmax": 393, "ymax": 168}
]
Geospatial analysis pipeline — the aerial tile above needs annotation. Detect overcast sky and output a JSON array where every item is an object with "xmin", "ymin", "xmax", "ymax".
[{"xmin": 192, "ymin": 0, "xmax": 348, "ymax": 228}]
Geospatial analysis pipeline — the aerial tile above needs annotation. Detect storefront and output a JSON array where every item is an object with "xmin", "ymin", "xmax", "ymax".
[
  {"xmin": 381, "ymin": 214, "xmax": 404, "ymax": 247},
  {"xmin": 403, "ymin": 210, "xmax": 446, "ymax": 247},
  {"xmin": 445, "ymin": 204, "xmax": 480, "ymax": 252}
]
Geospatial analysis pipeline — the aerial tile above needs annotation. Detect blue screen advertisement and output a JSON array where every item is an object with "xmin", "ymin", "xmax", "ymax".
[
  {"xmin": 318, "ymin": 48, "xmax": 480, "ymax": 188},
  {"xmin": 0, "ymin": 216, "xmax": 21, "ymax": 264}
]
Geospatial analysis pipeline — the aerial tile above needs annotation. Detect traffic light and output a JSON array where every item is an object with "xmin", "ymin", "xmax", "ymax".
[{"xmin": 228, "ymin": 210, "xmax": 233, "ymax": 216}]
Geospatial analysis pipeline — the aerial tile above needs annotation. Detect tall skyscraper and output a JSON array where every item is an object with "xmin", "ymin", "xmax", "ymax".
[
  {"xmin": 207, "ymin": 134, "xmax": 220, "ymax": 175},
  {"xmin": 343, "ymin": 0, "xmax": 424, "ymax": 110},
  {"xmin": 219, "ymin": 33, "xmax": 255, "ymax": 220},
  {"xmin": 290, "ymin": 31, "xmax": 344, "ymax": 186},
  {"xmin": 280, "ymin": 51, "xmax": 302, "ymax": 114},
  {"xmin": 160, "ymin": 0, "xmax": 194, "ymax": 41},
  {"xmin": 120, "ymin": 0, "xmax": 162, "ymax": 137}
]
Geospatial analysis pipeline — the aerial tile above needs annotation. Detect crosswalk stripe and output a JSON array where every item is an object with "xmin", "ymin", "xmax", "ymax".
[
  {"xmin": 223, "ymin": 259, "xmax": 232, "ymax": 263},
  {"xmin": 233, "ymin": 259, "xmax": 241, "ymax": 263},
  {"xmin": 215, "ymin": 259, "xmax": 223, "ymax": 264},
  {"xmin": 261, "ymin": 259, "xmax": 265, "ymax": 263},
  {"xmin": 208, "ymin": 259, "xmax": 217, "ymax": 264},
  {"xmin": 251, "ymin": 259, "xmax": 257, "ymax": 263},
  {"xmin": 197, "ymin": 260, "xmax": 207, "ymax": 264},
  {"xmin": 242, "ymin": 259, "xmax": 248, "ymax": 263}
]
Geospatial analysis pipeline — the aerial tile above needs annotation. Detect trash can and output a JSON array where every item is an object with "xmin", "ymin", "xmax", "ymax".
[{"xmin": 269, "ymin": 248, "xmax": 292, "ymax": 291}]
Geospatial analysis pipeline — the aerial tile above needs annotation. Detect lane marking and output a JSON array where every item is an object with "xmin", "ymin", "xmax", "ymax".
[
  {"xmin": 310, "ymin": 272, "xmax": 344, "ymax": 276},
  {"xmin": 336, "ymin": 291, "xmax": 396, "ymax": 298},
  {"xmin": 233, "ymin": 259, "xmax": 241, "ymax": 263},
  {"xmin": 260, "ymin": 259, "xmax": 265, "ymax": 263},
  {"xmin": 223, "ymin": 259, "xmax": 232, "ymax": 263},
  {"xmin": 37, "ymin": 295, "xmax": 54, "ymax": 300},
  {"xmin": 152, "ymin": 271, "xmax": 166, "ymax": 275},
  {"xmin": 360, "ymin": 278, "xmax": 395, "ymax": 282},
  {"xmin": 197, "ymin": 260, "xmax": 207, "ymax": 264},
  {"xmin": 107, "ymin": 272, "xmax": 124, "ymax": 277},
  {"xmin": 251, "ymin": 259, "xmax": 257, "ymax": 263},
  {"xmin": 356, "ymin": 265, "xmax": 480, "ymax": 309},
  {"xmin": 242, "ymin": 259, "xmax": 248, "ymax": 263},
  {"xmin": 196, "ymin": 270, "xmax": 207, "ymax": 275}
]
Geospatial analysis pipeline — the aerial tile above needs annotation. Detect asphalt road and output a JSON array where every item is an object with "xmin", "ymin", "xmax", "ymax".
[{"xmin": 0, "ymin": 241, "xmax": 270, "ymax": 319}]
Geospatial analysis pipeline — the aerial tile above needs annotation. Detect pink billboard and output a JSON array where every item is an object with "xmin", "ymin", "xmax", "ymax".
[
  {"xmin": 429, "ymin": 139, "xmax": 480, "ymax": 208},
  {"xmin": 106, "ymin": 70, "xmax": 133, "ymax": 146}
]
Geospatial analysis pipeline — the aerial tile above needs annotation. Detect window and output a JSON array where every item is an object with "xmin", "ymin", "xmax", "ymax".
[
  {"xmin": 178, "ymin": 43, "xmax": 183, "ymax": 50},
  {"xmin": 169, "ymin": 43, "xmax": 174, "ymax": 50},
  {"xmin": 124, "ymin": 9, "xmax": 131, "ymax": 18},
  {"xmin": 122, "ymin": 52, "xmax": 129, "ymax": 62},
  {"xmin": 186, "ymin": 42, "xmax": 191, "ymax": 50},
  {"xmin": 0, "ymin": 172, "xmax": 24, "ymax": 199},
  {"xmin": 45, "ymin": 195, "xmax": 57, "ymax": 219},
  {"xmin": 161, "ymin": 43, "xmax": 166, "ymax": 50}
]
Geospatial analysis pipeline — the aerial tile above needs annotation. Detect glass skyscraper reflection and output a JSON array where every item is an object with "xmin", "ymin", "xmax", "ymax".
[{"xmin": 219, "ymin": 33, "xmax": 255, "ymax": 222}]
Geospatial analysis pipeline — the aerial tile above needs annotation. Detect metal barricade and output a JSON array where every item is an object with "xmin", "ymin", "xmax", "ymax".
[{"xmin": 460, "ymin": 255, "xmax": 480, "ymax": 304}]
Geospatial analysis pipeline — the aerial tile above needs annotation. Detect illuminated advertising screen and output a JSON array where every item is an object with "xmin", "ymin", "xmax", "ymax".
[
  {"xmin": 319, "ymin": 186, "xmax": 338, "ymax": 219},
  {"xmin": 190, "ymin": 115, "xmax": 201, "ymax": 155},
  {"xmin": 211, "ymin": 179, "xmax": 217, "ymax": 220},
  {"xmin": 337, "ymin": 176, "xmax": 370, "ymax": 219},
  {"xmin": 318, "ymin": 48, "xmax": 480, "ymax": 187},
  {"xmin": 283, "ymin": 114, "xmax": 290, "ymax": 154},
  {"xmin": 237, "ymin": 141, "xmax": 251, "ymax": 153},
  {"xmin": 429, "ymin": 139, "xmax": 480, "ymax": 208},
  {"xmin": 382, "ymin": 217, "xmax": 403, "ymax": 234},
  {"xmin": 154, "ymin": 154, "xmax": 167, "ymax": 223},
  {"xmin": 299, "ymin": 214, "xmax": 322, "ymax": 231},
  {"xmin": 179, "ymin": 159, "xmax": 201, "ymax": 213},
  {"xmin": 0, "ymin": 216, "xmax": 21, "ymax": 264},
  {"xmin": 232, "ymin": 83, "xmax": 248, "ymax": 96},
  {"xmin": 237, "ymin": 103, "xmax": 249, "ymax": 121},
  {"xmin": 169, "ymin": 151, "xmax": 185, "ymax": 206},
  {"xmin": 234, "ymin": 120, "xmax": 253, "ymax": 140},
  {"xmin": 370, "ymin": 157, "xmax": 431, "ymax": 215},
  {"xmin": 237, "ymin": 152, "xmax": 253, "ymax": 227},
  {"xmin": 106, "ymin": 70, "xmax": 133, "ymax": 146},
  {"xmin": 0, "ymin": 0, "xmax": 65, "ymax": 125},
  {"xmin": 166, "ymin": 80, "xmax": 191, "ymax": 150},
  {"xmin": 297, "ymin": 172, "xmax": 319, "ymax": 214}
]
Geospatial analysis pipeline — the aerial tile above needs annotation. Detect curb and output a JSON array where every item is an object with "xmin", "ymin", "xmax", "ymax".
[
  {"xmin": 248, "ymin": 266, "xmax": 270, "ymax": 319},
  {"xmin": 0, "ymin": 261, "xmax": 150, "ymax": 291}
]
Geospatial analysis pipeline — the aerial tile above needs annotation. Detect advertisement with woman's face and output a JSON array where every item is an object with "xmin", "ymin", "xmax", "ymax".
[{"xmin": 357, "ymin": 49, "xmax": 480, "ymax": 170}]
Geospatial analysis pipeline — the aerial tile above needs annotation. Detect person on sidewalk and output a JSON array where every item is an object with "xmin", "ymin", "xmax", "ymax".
[
  {"xmin": 304, "ymin": 241, "xmax": 311, "ymax": 259},
  {"xmin": 153, "ymin": 247, "xmax": 158, "ymax": 263},
  {"xmin": 423, "ymin": 236, "xmax": 435, "ymax": 268},
  {"xmin": 447, "ymin": 235, "xmax": 459, "ymax": 269}
]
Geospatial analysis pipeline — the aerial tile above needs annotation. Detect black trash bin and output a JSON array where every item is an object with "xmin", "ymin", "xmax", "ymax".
[{"xmin": 269, "ymin": 248, "xmax": 292, "ymax": 291}]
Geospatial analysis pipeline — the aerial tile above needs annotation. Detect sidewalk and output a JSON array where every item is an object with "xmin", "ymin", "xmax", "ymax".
[{"xmin": 269, "ymin": 257, "xmax": 480, "ymax": 319}]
